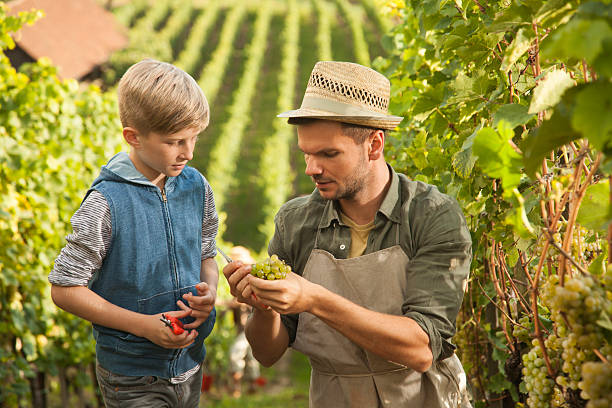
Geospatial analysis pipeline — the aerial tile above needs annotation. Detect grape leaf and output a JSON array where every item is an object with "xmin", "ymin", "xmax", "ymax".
[
  {"xmin": 452, "ymin": 130, "xmax": 479, "ymax": 178},
  {"xmin": 528, "ymin": 69, "xmax": 575, "ymax": 114},
  {"xmin": 500, "ymin": 28, "xmax": 534, "ymax": 72},
  {"xmin": 493, "ymin": 104, "xmax": 534, "ymax": 129},
  {"xmin": 572, "ymin": 81, "xmax": 612, "ymax": 154},
  {"xmin": 541, "ymin": 18, "xmax": 612, "ymax": 64},
  {"xmin": 576, "ymin": 181, "xmax": 612, "ymax": 231},
  {"xmin": 473, "ymin": 121, "xmax": 523, "ymax": 196},
  {"xmin": 522, "ymin": 86, "xmax": 583, "ymax": 178}
]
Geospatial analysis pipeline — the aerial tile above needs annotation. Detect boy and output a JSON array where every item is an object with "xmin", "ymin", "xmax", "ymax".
[{"xmin": 49, "ymin": 59, "xmax": 218, "ymax": 407}]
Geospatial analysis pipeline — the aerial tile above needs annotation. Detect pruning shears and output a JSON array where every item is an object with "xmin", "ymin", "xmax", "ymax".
[
  {"xmin": 216, "ymin": 246, "xmax": 265, "ymax": 306},
  {"xmin": 216, "ymin": 246, "xmax": 233, "ymax": 263},
  {"xmin": 160, "ymin": 313, "xmax": 185, "ymax": 335}
]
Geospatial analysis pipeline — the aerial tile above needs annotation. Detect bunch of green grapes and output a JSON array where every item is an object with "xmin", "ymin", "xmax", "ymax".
[
  {"xmin": 569, "ymin": 224, "xmax": 602, "ymax": 260},
  {"xmin": 546, "ymin": 274, "xmax": 608, "ymax": 390},
  {"xmin": 250, "ymin": 254, "xmax": 291, "ymax": 280},
  {"xmin": 512, "ymin": 315, "xmax": 532, "ymax": 344},
  {"xmin": 537, "ymin": 270, "xmax": 612, "ymax": 407},
  {"xmin": 533, "ymin": 232, "xmax": 561, "ymax": 259},
  {"xmin": 522, "ymin": 339, "xmax": 556, "ymax": 408},
  {"xmin": 580, "ymin": 361, "xmax": 612, "ymax": 408}
]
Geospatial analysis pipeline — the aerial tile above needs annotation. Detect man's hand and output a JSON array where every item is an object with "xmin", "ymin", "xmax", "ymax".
[
  {"xmin": 249, "ymin": 272, "xmax": 315, "ymax": 315},
  {"xmin": 223, "ymin": 261, "xmax": 269, "ymax": 310},
  {"xmin": 178, "ymin": 282, "xmax": 216, "ymax": 329},
  {"xmin": 141, "ymin": 309, "xmax": 198, "ymax": 349}
]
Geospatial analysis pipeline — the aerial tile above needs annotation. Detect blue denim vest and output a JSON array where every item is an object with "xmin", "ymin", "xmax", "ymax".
[{"xmin": 87, "ymin": 152, "xmax": 216, "ymax": 377}]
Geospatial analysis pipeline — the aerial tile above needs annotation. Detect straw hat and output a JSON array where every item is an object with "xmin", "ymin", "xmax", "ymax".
[{"xmin": 278, "ymin": 61, "xmax": 403, "ymax": 130}]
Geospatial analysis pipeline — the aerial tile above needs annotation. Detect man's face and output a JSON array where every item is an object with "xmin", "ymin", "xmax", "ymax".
[
  {"xmin": 131, "ymin": 126, "xmax": 200, "ymax": 181},
  {"xmin": 297, "ymin": 120, "xmax": 370, "ymax": 201}
]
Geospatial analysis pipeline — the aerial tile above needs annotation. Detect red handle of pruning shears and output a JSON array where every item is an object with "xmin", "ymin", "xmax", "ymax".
[{"xmin": 160, "ymin": 313, "xmax": 185, "ymax": 335}]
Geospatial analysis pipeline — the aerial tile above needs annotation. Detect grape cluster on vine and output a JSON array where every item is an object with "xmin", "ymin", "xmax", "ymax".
[
  {"xmin": 522, "ymin": 338, "xmax": 558, "ymax": 408},
  {"xmin": 523, "ymin": 271, "xmax": 612, "ymax": 407},
  {"xmin": 580, "ymin": 361, "xmax": 612, "ymax": 408}
]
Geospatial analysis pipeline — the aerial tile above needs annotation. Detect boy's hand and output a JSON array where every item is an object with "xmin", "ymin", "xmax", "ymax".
[
  {"xmin": 143, "ymin": 310, "xmax": 198, "ymax": 349},
  {"xmin": 178, "ymin": 282, "xmax": 216, "ymax": 329},
  {"xmin": 222, "ymin": 261, "xmax": 269, "ymax": 311}
]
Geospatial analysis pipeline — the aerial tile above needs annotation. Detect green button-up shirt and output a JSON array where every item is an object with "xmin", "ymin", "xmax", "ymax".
[{"xmin": 268, "ymin": 166, "xmax": 472, "ymax": 361}]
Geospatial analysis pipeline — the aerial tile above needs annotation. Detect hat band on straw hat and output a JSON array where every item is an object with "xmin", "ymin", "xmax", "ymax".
[
  {"xmin": 300, "ymin": 96, "xmax": 389, "ymax": 118},
  {"xmin": 277, "ymin": 61, "xmax": 404, "ymax": 129}
]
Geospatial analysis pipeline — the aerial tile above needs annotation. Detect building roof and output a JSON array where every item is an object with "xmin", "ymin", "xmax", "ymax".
[{"xmin": 7, "ymin": 0, "xmax": 128, "ymax": 79}]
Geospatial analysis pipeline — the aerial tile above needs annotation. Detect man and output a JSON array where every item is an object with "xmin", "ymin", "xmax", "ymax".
[{"xmin": 223, "ymin": 61, "xmax": 472, "ymax": 407}]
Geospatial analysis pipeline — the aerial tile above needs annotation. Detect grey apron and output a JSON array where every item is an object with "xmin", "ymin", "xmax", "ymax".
[{"xmin": 292, "ymin": 215, "xmax": 471, "ymax": 408}]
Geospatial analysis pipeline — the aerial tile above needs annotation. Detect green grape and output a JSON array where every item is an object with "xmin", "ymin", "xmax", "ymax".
[
  {"xmin": 538, "ymin": 272, "xmax": 612, "ymax": 407},
  {"xmin": 522, "ymin": 343, "xmax": 556, "ymax": 407},
  {"xmin": 580, "ymin": 362, "xmax": 612, "ymax": 408},
  {"xmin": 250, "ymin": 254, "xmax": 291, "ymax": 280}
]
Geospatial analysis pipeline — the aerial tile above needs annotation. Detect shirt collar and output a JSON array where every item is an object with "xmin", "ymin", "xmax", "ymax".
[{"xmin": 318, "ymin": 164, "xmax": 401, "ymax": 229}]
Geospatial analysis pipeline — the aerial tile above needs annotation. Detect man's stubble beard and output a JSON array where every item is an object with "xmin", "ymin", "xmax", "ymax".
[{"xmin": 326, "ymin": 153, "xmax": 369, "ymax": 201}]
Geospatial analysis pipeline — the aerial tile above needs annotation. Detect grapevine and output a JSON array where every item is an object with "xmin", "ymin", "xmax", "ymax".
[
  {"xmin": 206, "ymin": 6, "xmax": 272, "ymax": 214},
  {"xmin": 257, "ymin": 0, "xmax": 300, "ymax": 240},
  {"xmin": 312, "ymin": 0, "xmax": 333, "ymax": 61},
  {"xmin": 1, "ymin": 6, "xmax": 122, "ymax": 406},
  {"xmin": 197, "ymin": 5, "xmax": 247, "ymax": 106},
  {"xmin": 335, "ymin": 0, "xmax": 370, "ymax": 66},
  {"xmin": 174, "ymin": 2, "xmax": 221, "ymax": 75}
]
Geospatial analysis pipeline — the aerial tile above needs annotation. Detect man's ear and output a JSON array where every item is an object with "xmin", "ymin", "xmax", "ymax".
[
  {"xmin": 368, "ymin": 130, "xmax": 385, "ymax": 160},
  {"xmin": 123, "ymin": 127, "xmax": 141, "ymax": 149}
]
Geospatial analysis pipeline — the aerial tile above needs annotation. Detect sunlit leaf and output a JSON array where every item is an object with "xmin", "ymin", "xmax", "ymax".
[
  {"xmin": 500, "ymin": 28, "xmax": 534, "ymax": 72},
  {"xmin": 541, "ymin": 17, "xmax": 612, "ymax": 64},
  {"xmin": 493, "ymin": 104, "xmax": 534, "ymax": 129},
  {"xmin": 577, "ymin": 181, "xmax": 612, "ymax": 231},
  {"xmin": 572, "ymin": 81, "xmax": 612, "ymax": 154},
  {"xmin": 473, "ymin": 121, "xmax": 523, "ymax": 196},
  {"xmin": 522, "ymin": 86, "xmax": 583, "ymax": 178},
  {"xmin": 528, "ymin": 69, "xmax": 575, "ymax": 114}
]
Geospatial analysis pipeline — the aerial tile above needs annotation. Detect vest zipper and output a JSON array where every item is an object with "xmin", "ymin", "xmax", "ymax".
[{"xmin": 159, "ymin": 187, "xmax": 182, "ymax": 375}]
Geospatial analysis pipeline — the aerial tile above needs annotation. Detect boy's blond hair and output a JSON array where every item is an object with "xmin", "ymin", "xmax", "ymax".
[{"xmin": 117, "ymin": 59, "xmax": 209, "ymax": 135}]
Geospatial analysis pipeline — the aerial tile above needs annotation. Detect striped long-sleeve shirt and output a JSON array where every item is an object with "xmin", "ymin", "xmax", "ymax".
[{"xmin": 49, "ymin": 177, "xmax": 218, "ymax": 383}]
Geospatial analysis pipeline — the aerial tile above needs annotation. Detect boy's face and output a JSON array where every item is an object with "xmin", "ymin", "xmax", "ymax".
[{"xmin": 128, "ymin": 126, "xmax": 200, "ymax": 182}]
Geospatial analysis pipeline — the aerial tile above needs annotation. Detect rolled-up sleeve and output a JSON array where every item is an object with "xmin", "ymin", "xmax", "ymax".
[
  {"xmin": 49, "ymin": 191, "xmax": 111, "ymax": 287},
  {"xmin": 402, "ymin": 199, "xmax": 472, "ymax": 361}
]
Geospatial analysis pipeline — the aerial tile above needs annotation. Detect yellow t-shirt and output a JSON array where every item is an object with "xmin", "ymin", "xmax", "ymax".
[{"xmin": 339, "ymin": 211, "xmax": 376, "ymax": 258}]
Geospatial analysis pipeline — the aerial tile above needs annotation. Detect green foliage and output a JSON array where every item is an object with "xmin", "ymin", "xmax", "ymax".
[
  {"xmin": 313, "ymin": 0, "xmax": 334, "ymax": 61},
  {"xmin": 197, "ymin": 5, "xmax": 247, "ymax": 106},
  {"xmin": 206, "ymin": 6, "xmax": 272, "ymax": 218},
  {"xmin": 378, "ymin": 0, "xmax": 612, "ymax": 405},
  {"xmin": 174, "ymin": 3, "xmax": 220, "ymax": 75},
  {"xmin": 336, "ymin": 0, "xmax": 370, "ymax": 66},
  {"xmin": 473, "ymin": 121, "xmax": 523, "ymax": 198},
  {"xmin": 0, "ymin": 4, "xmax": 122, "ymax": 405},
  {"xmin": 577, "ymin": 181, "xmax": 612, "ymax": 231},
  {"xmin": 104, "ymin": 0, "xmax": 174, "ymax": 84},
  {"xmin": 258, "ymin": 1, "xmax": 299, "ymax": 240}
]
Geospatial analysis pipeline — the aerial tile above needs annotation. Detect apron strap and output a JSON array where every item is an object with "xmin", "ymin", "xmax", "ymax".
[{"xmin": 395, "ymin": 180, "xmax": 402, "ymax": 246}]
